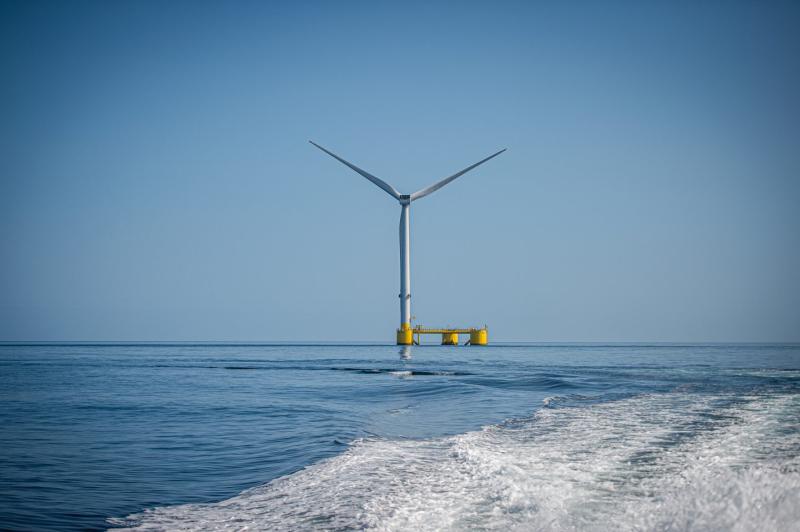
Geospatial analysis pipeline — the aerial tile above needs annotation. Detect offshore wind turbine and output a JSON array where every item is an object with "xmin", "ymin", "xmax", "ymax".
[{"xmin": 310, "ymin": 141, "xmax": 505, "ymax": 345}]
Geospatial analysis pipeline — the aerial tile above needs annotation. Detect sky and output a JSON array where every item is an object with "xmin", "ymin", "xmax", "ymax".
[{"xmin": 1, "ymin": 0, "xmax": 798, "ymax": 342}]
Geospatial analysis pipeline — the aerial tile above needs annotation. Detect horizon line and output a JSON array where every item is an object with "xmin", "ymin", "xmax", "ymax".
[{"xmin": 1, "ymin": 340, "xmax": 799, "ymax": 347}]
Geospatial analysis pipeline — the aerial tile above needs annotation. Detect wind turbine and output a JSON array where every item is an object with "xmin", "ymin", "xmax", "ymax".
[{"xmin": 310, "ymin": 141, "xmax": 505, "ymax": 344}]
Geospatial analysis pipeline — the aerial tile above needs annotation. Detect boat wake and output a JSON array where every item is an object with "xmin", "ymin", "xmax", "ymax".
[{"xmin": 109, "ymin": 390, "xmax": 800, "ymax": 531}]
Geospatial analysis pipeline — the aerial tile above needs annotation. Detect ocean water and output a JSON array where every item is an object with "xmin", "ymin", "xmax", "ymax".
[{"xmin": 1, "ymin": 344, "xmax": 799, "ymax": 531}]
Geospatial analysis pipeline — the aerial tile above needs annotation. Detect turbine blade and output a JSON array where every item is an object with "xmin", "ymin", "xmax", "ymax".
[
  {"xmin": 409, "ymin": 148, "xmax": 506, "ymax": 202},
  {"xmin": 309, "ymin": 141, "xmax": 401, "ymax": 200}
]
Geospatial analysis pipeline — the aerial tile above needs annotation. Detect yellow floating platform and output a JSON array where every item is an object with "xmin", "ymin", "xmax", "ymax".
[{"xmin": 396, "ymin": 325, "xmax": 488, "ymax": 346}]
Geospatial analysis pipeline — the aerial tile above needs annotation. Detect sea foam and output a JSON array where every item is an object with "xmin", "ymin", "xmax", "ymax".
[{"xmin": 110, "ymin": 391, "xmax": 800, "ymax": 531}]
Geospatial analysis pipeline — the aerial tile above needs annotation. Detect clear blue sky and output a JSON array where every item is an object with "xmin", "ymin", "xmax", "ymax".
[{"xmin": 1, "ymin": 0, "xmax": 798, "ymax": 342}]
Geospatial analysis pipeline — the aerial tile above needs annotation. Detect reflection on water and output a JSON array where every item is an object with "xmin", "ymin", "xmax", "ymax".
[{"xmin": 399, "ymin": 345, "xmax": 412, "ymax": 360}]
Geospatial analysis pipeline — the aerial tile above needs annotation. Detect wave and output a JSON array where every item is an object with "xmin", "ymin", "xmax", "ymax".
[
  {"xmin": 144, "ymin": 364, "xmax": 475, "ymax": 377},
  {"xmin": 109, "ymin": 392, "xmax": 800, "ymax": 531},
  {"xmin": 331, "ymin": 367, "xmax": 473, "ymax": 376}
]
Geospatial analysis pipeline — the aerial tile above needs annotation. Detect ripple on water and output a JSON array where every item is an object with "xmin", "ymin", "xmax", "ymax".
[{"xmin": 110, "ymin": 392, "xmax": 800, "ymax": 531}]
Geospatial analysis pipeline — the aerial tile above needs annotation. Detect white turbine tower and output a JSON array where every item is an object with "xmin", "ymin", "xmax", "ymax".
[{"xmin": 310, "ymin": 141, "xmax": 505, "ymax": 344}]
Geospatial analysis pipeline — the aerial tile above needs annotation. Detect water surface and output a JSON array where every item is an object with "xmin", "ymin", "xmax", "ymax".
[{"xmin": 1, "ymin": 343, "xmax": 798, "ymax": 530}]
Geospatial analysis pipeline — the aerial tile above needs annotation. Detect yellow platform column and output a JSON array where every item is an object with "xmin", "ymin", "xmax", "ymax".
[
  {"xmin": 397, "ymin": 323, "xmax": 413, "ymax": 345},
  {"xmin": 469, "ymin": 328, "xmax": 488, "ymax": 346},
  {"xmin": 441, "ymin": 332, "xmax": 459, "ymax": 345}
]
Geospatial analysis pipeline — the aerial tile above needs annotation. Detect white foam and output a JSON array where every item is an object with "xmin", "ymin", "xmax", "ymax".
[{"xmin": 109, "ymin": 392, "xmax": 800, "ymax": 531}]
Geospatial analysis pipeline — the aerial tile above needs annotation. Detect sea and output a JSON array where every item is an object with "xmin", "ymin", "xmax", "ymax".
[{"xmin": 1, "ymin": 343, "xmax": 799, "ymax": 531}]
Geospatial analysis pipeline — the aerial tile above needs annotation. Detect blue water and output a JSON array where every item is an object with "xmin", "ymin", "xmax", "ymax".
[{"xmin": 1, "ymin": 343, "xmax": 799, "ymax": 531}]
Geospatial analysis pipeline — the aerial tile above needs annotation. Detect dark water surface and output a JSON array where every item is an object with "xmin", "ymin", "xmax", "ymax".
[{"xmin": 1, "ymin": 343, "xmax": 798, "ymax": 531}]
